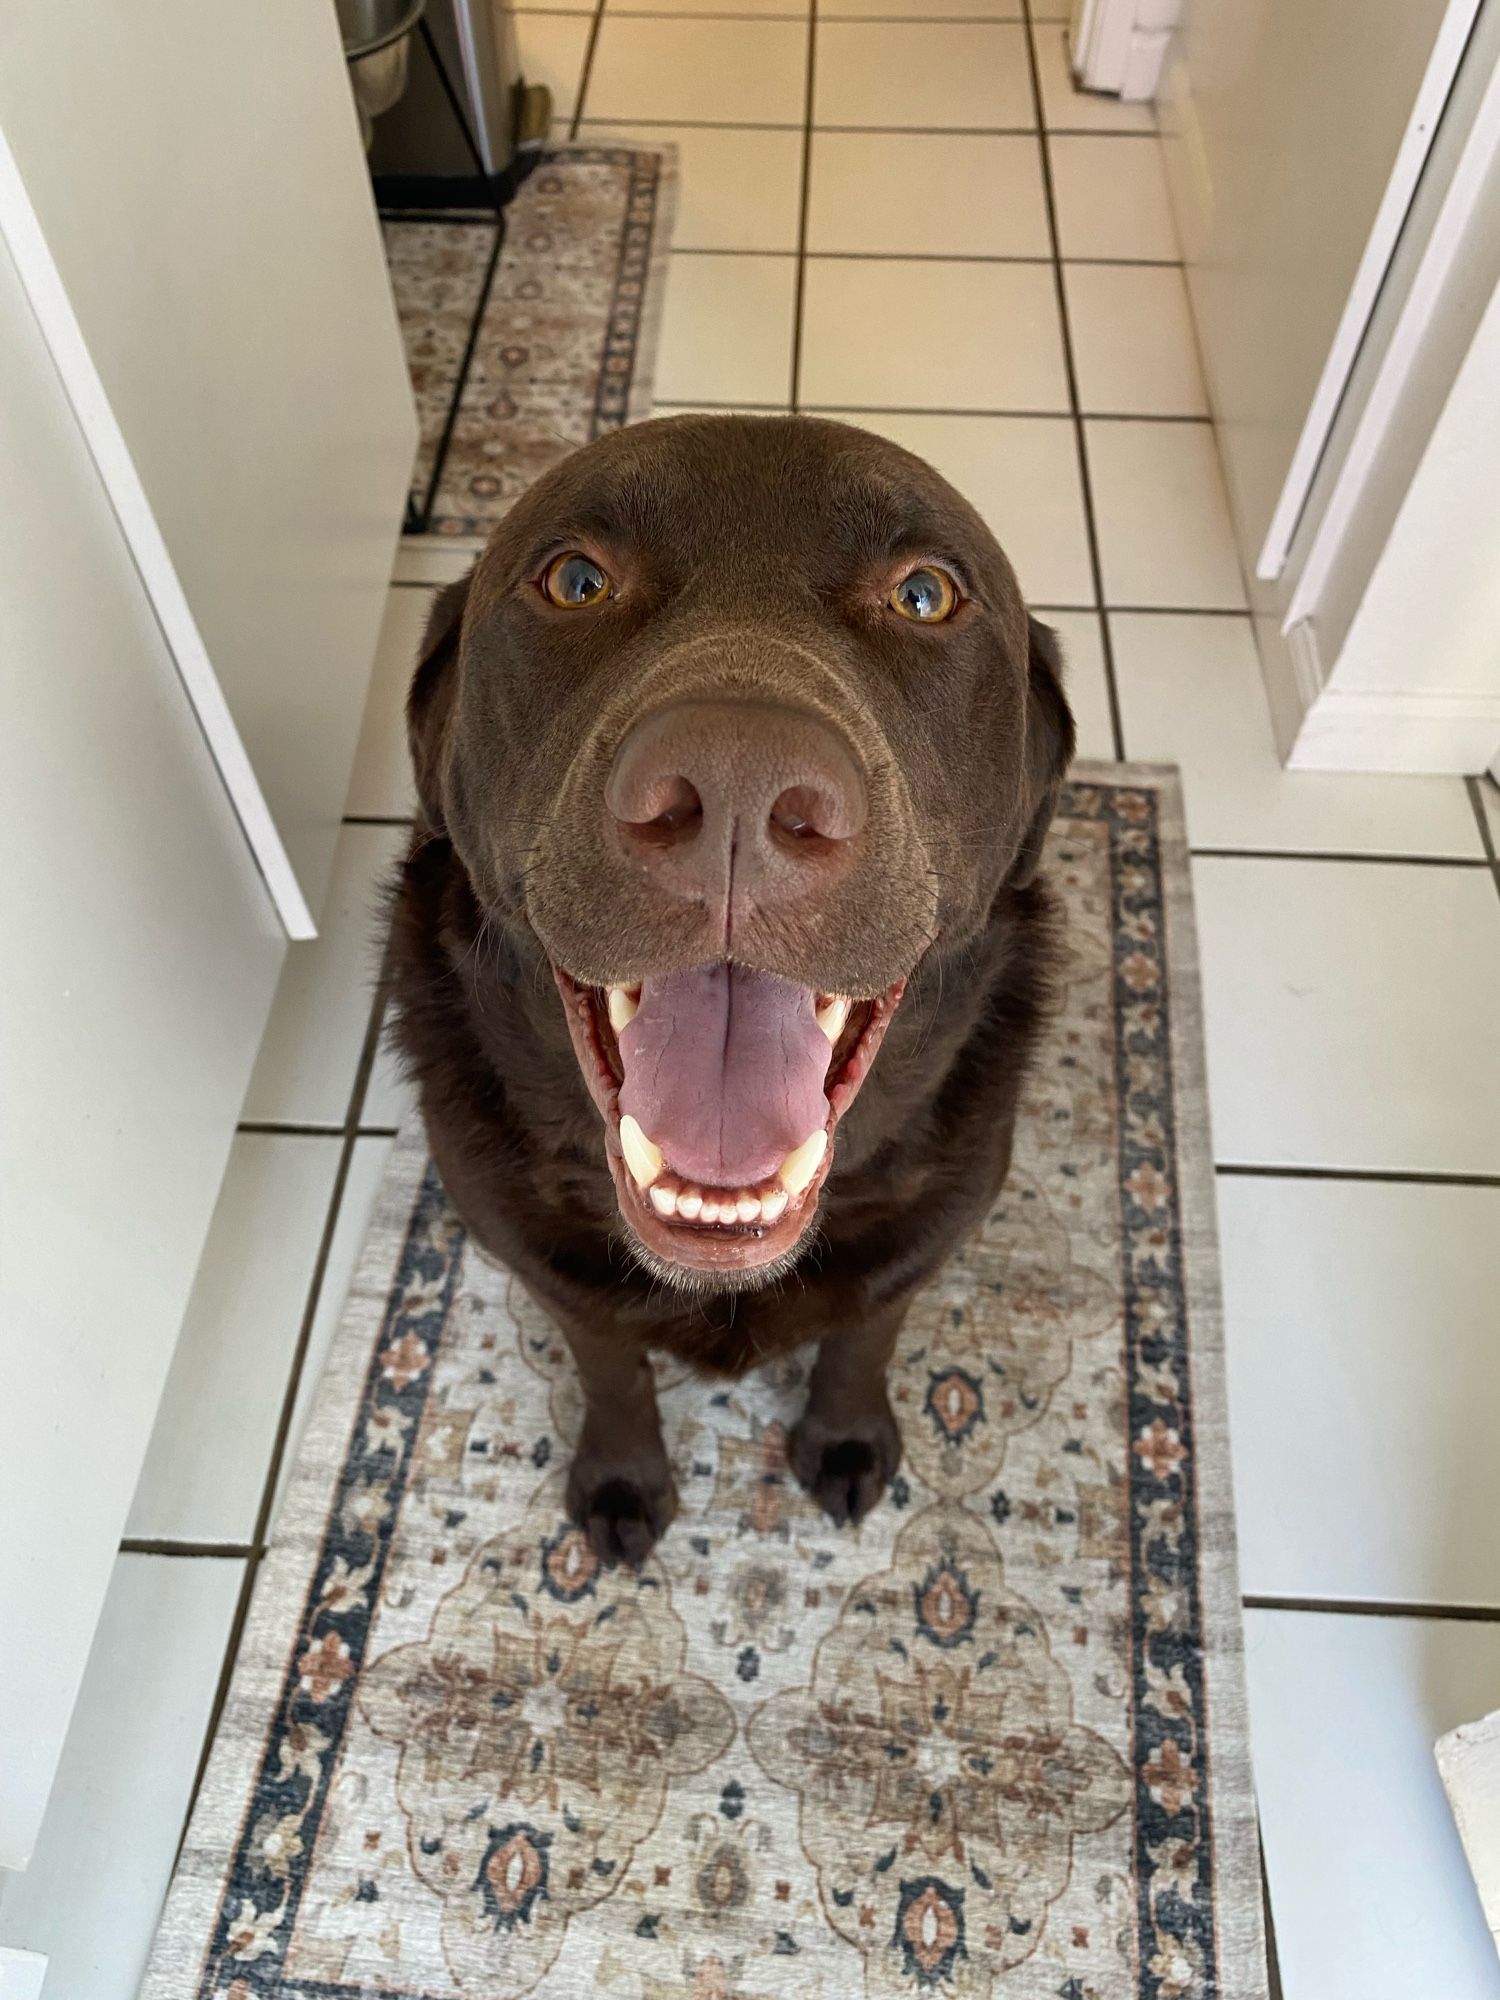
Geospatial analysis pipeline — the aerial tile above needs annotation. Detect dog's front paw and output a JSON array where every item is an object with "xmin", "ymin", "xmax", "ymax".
[
  {"xmin": 790, "ymin": 1403, "xmax": 901, "ymax": 1527},
  {"xmin": 566, "ymin": 1451, "xmax": 678, "ymax": 1569}
]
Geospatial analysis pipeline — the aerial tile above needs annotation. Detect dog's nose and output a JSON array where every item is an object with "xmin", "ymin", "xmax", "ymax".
[{"xmin": 606, "ymin": 699, "xmax": 866, "ymax": 910}]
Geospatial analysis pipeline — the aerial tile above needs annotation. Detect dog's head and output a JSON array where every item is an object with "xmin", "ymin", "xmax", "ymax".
[{"xmin": 409, "ymin": 415, "xmax": 1073, "ymax": 1287}]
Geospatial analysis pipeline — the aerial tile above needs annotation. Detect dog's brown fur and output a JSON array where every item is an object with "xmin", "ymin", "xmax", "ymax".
[{"xmin": 386, "ymin": 415, "xmax": 1075, "ymax": 1564}]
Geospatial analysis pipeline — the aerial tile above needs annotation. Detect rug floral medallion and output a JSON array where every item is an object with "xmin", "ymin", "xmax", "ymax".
[{"xmin": 144, "ymin": 771, "xmax": 1267, "ymax": 2000}]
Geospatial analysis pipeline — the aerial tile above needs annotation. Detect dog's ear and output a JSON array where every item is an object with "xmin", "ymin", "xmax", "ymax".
[
  {"xmin": 1007, "ymin": 615, "xmax": 1077, "ymax": 887},
  {"xmin": 406, "ymin": 572, "xmax": 473, "ymax": 832}
]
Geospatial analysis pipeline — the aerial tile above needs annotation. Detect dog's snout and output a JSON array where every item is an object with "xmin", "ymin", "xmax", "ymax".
[{"xmin": 605, "ymin": 699, "xmax": 866, "ymax": 911}]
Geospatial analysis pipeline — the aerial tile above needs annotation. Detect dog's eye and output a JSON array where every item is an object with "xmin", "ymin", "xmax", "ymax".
[
  {"xmin": 889, "ymin": 564, "xmax": 959, "ymax": 624},
  {"xmin": 540, "ymin": 552, "xmax": 611, "ymax": 608}
]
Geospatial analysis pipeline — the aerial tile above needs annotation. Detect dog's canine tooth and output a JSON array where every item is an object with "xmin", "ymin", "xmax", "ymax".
[
  {"xmin": 735, "ymin": 1193, "xmax": 762, "ymax": 1222},
  {"xmin": 677, "ymin": 1189, "xmax": 703, "ymax": 1220},
  {"xmin": 778, "ymin": 1128, "xmax": 828, "ymax": 1196},
  {"xmin": 760, "ymin": 1186, "xmax": 789, "ymax": 1224},
  {"xmin": 815, "ymin": 995, "xmax": 850, "ymax": 1043},
  {"xmin": 606, "ymin": 985, "xmax": 639, "ymax": 1033},
  {"xmin": 619, "ymin": 1114, "xmax": 664, "ymax": 1189},
  {"xmin": 649, "ymin": 1184, "xmax": 676, "ymax": 1217}
]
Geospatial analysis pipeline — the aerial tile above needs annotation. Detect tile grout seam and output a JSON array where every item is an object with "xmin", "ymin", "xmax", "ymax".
[
  {"xmin": 787, "ymin": 0, "xmax": 819, "ymax": 410},
  {"xmin": 1017, "ymin": 0, "xmax": 1125, "ymax": 759},
  {"xmin": 177, "ymin": 946, "xmax": 401, "ymax": 1856}
]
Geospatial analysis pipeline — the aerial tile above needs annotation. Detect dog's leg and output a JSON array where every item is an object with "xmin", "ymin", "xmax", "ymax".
[
  {"xmin": 789, "ymin": 1297, "xmax": 909, "ymax": 1527},
  {"xmin": 560, "ymin": 1316, "xmax": 678, "ymax": 1569}
]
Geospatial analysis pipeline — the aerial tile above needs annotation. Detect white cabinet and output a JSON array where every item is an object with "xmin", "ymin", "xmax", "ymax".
[
  {"xmin": 0, "ymin": 0, "xmax": 416, "ymax": 1871},
  {"xmin": 0, "ymin": 0, "xmax": 418, "ymax": 933}
]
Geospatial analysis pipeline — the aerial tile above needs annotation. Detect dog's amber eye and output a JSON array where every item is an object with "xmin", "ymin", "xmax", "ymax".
[
  {"xmin": 889, "ymin": 564, "xmax": 959, "ymax": 623},
  {"xmin": 541, "ymin": 552, "xmax": 611, "ymax": 608}
]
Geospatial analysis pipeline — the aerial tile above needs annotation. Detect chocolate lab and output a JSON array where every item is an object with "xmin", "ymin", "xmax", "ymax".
[{"xmin": 387, "ymin": 414, "xmax": 1075, "ymax": 1564}]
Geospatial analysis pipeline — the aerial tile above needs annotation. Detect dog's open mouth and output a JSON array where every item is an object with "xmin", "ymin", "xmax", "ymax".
[{"xmin": 553, "ymin": 962, "xmax": 904, "ymax": 1278}]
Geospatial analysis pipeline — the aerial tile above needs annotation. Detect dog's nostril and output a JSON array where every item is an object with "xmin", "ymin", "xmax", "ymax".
[
  {"xmin": 771, "ymin": 784, "xmax": 828, "ymax": 842},
  {"xmin": 617, "ymin": 773, "xmax": 703, "ymax": 847},
  {"xmin": 771, "ymin": 782, "xmax": 853, "ymax": 845}
]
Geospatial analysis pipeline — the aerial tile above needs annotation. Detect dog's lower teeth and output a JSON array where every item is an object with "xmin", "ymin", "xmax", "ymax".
[
  {"xmin": 619, "ymin": 1114, "xmax": 664, "ymax": 1189},
  {"xmin": 623, "ymin": 1133, "xmax": 824, "ymax": 1227},
  {"xmin": 778, "ymin": 1128, "xmax": 828, "ymax": 1196}
]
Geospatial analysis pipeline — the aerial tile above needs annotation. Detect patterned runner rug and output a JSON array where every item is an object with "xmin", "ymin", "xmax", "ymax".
[
  {"xmin": 144, "ymin": 769, "xmax": 1267, "ymax": 2000},
  {"xmin": 383, "ymin": 145, "xmax": 674, "ymax": 536}
]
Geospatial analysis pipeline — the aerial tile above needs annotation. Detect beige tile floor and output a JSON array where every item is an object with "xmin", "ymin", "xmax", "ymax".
[{"xmin": 11, "ymin": 12, "xmax": 1500, "ymax": 1998}]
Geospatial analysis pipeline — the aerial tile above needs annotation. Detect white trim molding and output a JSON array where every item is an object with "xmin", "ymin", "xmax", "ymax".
[
  {"xmin": 1070, "ymin": 0, "xmax": 1179, "ymax": 102},
  {"xmin": 1272, "ymin": 621, "xmax": 1500, "ymax": 772},
  {"xmin": 0, "ymin": 1947, "xmax": 48, "ymax": 2000}
]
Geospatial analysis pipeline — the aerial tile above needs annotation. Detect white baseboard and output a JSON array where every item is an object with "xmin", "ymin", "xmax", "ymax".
[
  {"xmin": 1436, "ymin": 1711, "xmax": 1500, "ymax": 1961},
  {"xmin": 0, "ymin": 1948, "xmax": 48, "ymax": 2000},
  {"xmin": 1264, "ymin": 617, "xmax": 1500, "ymax": 773}
]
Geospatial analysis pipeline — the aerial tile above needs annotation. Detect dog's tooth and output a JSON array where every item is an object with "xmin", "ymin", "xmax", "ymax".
[
  {"xmin": 607, "ymin": 985, "xmax": 639, "ymax": 1033},
  {"xmin": 677, "ymin": 1189, "xmax": 703, "ymax": 1220},
  {"xmin": 619, "ymin": 1114, "xmax": 664, "ymax": 1190},
  {"xmin": 735, "ymin": 1193, "xmax": 762, "ymax": 1223},
  {"xmin": 760, "ymin": 1186, "xmax": 789, "ymax": 1224},
  {"xmin": 816, "ymin": 995, "xmax": 850, "ymax": 1044},
  {"xmin": 699, "ymin": 1198, "xmax": 723, "ymax": 1223},
  {"xmin": 778, "ymin": 1128, "xmax": 828, "ymax": 1196},
  {"xmin": 649, "ymin": 1184, "xmax": 676, "ymax": 1217}
]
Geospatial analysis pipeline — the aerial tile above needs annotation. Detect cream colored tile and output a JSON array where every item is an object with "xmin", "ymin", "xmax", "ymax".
[
  {"xmin": 656, "ymin": 253, "xmax": 797, "ymax": 405},
  {"xmin": 1086, "ymin": 420, "xmax": 1245, "ymax": 608},
  {"xmin": 583, "ymin": 123, "xmax": 803, "ymax": 250},
  {"xmin": 126, "ymin": 1133, "xmax": 342, "ymax": 1542},
  {"xmin": 1194, "ymin": 856, "xmax": 1500, "ymax": 1174},
  {"xmin": 1051, "ymin": 133, "xmax": 1177, "ymax": 259},
  {"xmin": 1476, "ymin": 774, "xmax": 1500, "ymax": 854},
  {"xmin": 650, "ymin": 401, "xmax": 793, "ymax": 415},
  {"xmin": 1248, "ymin": 1611, "xmax": 1500, "ymax": 1999},
  {"xmin": 1111, "ymin": 613, "xmax": 1482, "ymax": 855},
  {"xmin": 1030, "ymin": 0, "xmax": 1068, "ymax": 16},
  {"xmin": 822, "ymin": 0, "xmax": 1021, "ymax": 14},
  {"xmin": 242, "ymin": 822, "xmax": 408, "ymax": 1127},
  {"xmin": 806, "ymin": 131, "xmax": 1048, "ymax": 258},
  {"xmin": 813, "ymin": 22, "xmax": 1033, "ymax": 130},
  {"xmin": 345, "ymin": 587, "xmax": 431, "ymax": 819},
  {"xmin": 608, "ymin": 0, "xmax": 805, "ymax": 13},
  {"xmin": 800, "ymin": 260, "xmax": 1067, "ymax": 412},
  {"xmin": 1037, "ymin": 609, "xmax": 1115, "ymax": 760},
  {"xmin": 0, "ymin": 1554, "xmax": 242, "ymax": 1999},
  {"xmin": 1031, "ymin": 21, "xmax": 1153, "ymax": 131},
  {"xmin": 1222, "ymin": 1176, "xmax": 1500, "ymax": 1606},
  {"xmin": 585, "ymin": 17, "xmax": 808, "ymax": 124},
  {"xmin": 511, "ymin": 12, "xmax": 593, "ymax": 122},
  {"xmin": 830, "ymin": 411, "xmax": 1091, "ymax": 604},
  {"xmin": 1064, "ymin": 263, "xmax": 1207, "ymax": 416},
  {"xmin": 273, "ymin": 1135, "xmax": 396, "ymax": 1522}
]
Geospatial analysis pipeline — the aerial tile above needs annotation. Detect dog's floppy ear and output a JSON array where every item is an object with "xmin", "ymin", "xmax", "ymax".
[
  {"xmin": 1007, "ymin": 615, "xmax": 1077, "ymax": 887},
  {"xmin": 406, "ymin": 572, "xmax": 473, "ymax": 832}
]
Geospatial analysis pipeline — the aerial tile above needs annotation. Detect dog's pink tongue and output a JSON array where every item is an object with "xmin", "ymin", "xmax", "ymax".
[{"xmin": 617, "ymin": 964, "xmax": 831, "ymax": 1187}]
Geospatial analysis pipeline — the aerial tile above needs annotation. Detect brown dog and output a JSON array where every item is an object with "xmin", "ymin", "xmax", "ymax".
[{"xmin": 387, "ymin": 414, "xmax": 1074, "ymax": 1565}]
